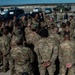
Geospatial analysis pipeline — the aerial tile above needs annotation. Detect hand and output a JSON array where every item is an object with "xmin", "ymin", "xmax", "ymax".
[
  {"xmin": 42, "ymin": 63, "xmax": 46, "ymax": 67},
  {"xmin": 66, "ymin": 63, "xmax": 72, "ymax": 68},
  {"xmin": 46, "ymin": 61, "xmax": 51, "ymax": 67},
  {"xmin": 42, "ymin": 62, "xmax": 51, "ymax": 67}
]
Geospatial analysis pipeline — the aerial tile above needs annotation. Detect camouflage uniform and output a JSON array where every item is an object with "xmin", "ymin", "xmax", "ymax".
[
  {"xmin": 70, "ymin": 18, "xmax": 75, "ymax": 30},
  {"xmin": 59, "ymin": 40, "xmax": 75, "ymax": 75},
  {"xmin": 10, "ymin": 45, "xmax": 34, "ymax": 75},
  {"xmin": 12, "ymin": 25, "xmax": 24, "ymax": 42},
  {"xmin": 0, "ymin": 23, "xmax": 3, "ymax": 66},
  {"xmin": 70, "ymin": 19, "xmax": 75, "ymax": 38},
  {"xmin": 34, "ymin": 38, "xmax": 58, "ymax": 75},
  {"xmin": 26, "ymin": 32, "xmax": 41, "ymax": 45},
  {"xmin": 49, "ymin": 33, "xmax": 61, "ymax": 44},
  {"xmin": 53, "ymin": 12, "xmax": 57, "ymax": 22},
  {"xmin": 0, "ymin": 37, "xmax": 3, "ymax": 66},
  {"xmin": 0, "ymin": 35, "xmax": 11, "ymax": 72},
  {"xmin": 10, "ymin": 25, "xmax": 24, "ymax": 73},
  {"xmin": 25, "ymin": 27, "xmax": 32, "ymax": 38},
  {"xmin": 59, "ymin": 13, "xmax": 63, "ymax": 21},
  {"xmin": 31, "ymin": 18, "xmax": 40, "ymax": 31},
  {"xmin": 21, "ymin": 20, "xmax": 28, "ymax": 28},
  {"xmin": 40, "ymin": 21, "xmax": 47, "ymax": 28}
]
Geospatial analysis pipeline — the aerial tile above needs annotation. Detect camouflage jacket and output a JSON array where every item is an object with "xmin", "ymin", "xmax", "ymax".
[
  {"xmin": 26, "ymin": 32, "xmax": 41, "ymax": 45},
  {"xmin": 59, "ymin": 40, "xmax": 75, "ymax": 65},
  {"xmin": 10, "ymin": 46, "xmax": 34, "ymax": 72},
  {"xmin": 0, "ymin": 35, "xmax": 11, "ymax": 56},
  {"xmin": 34, "ymin": 38, "xmax": 58, "ymax": 64}
]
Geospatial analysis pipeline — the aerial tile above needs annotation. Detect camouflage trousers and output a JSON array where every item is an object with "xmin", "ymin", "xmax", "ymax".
[
  {"xmin": 14, "ymin": 70, "xmax": 34, "ymax": 75},
  {"xmin": 39, "ymin": 64, "xmax": 55, "ymax": 75},
  {"xmin": 59, "ymin": 65, "xmax": 75, "ymax": 75},
  {"xmin": 9, "ymin": 59, "xmax": 15, "ymax": 75},
  {"xmin": 11, "ymin": 65, "xmax": 34, "ymax": 75},
  {"xmin": 0, "ymin": 51, "xmax": 3, "ymax": 66},
  {"xmin": 3, "ymin": 55, "xmax": 9, "ymax": 72}
]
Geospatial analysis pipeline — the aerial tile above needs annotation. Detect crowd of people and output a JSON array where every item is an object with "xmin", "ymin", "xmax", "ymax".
[{"xmin": 0, "ymin": 11, "xmax": 75, "ymax": 75}]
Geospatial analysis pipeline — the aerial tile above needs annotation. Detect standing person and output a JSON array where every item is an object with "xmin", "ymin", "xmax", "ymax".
[
  {"xmin": 8, "ymin": 19, "xmax": 13, "ymax": 34},
  {"xmin": 59, "ymin": 23, "xmax": 66, "ymax": 37},
  {"xmin": 39, "ymin": 12, "xmax": 44, "ymax": 22},
  {"xmin": 69, "ymin": 15, "xmax": 75, "ymax": 38},
  {"xmin": 10, "ymin": 36, "xmax": 34, "ymax": 75},
  {"xmin": 69, "ymin": 15, "xmax": 75, "ymax": 29},
  {"xmin": 53, "ymin": 11, "xmax": 57, "ymax": 22},
  {"xmin": 24, "ymin": 24, "xmax": 32, "ymax": 39},
  {"xmin": 59, "ymin": 12, "xmax": 63, "ymax": 22},
  {"xmin": 26, "ymin": 26, "xmax": 41, "ymax": 46},
  {"xmin": 0, "ymin": 42, "xmax": 3, "ymax": 71},
  {"xmin": 0, "ymin": 26, "xmax": 11, "ymax": 72},
  {"xmin": 64, "ymin": 12, "xmax": 68, "ymax": 23},
  {"xmin": 12, "ymin": 16, "xmax": 17, "ymax": 26},
  {"xmin": 25, "ymin": 25, "xmax": 41, "ymax": 75},
  {"xmin": 32, "ymin": 13, "xmax": 40, "ymax": 32},
  {"xmin": 34, "ymin": 28, "xmax": 58, "ymax": 75},
  {"xmin": 49, "ymin": 26, "xmax": 61, "ymax": 44},
  {"xmin": 12, "ymin": 20, "xmax": 24, "ymax": 39},
  {"xmin": 59, "ymin": 33, "xmax": 75, "ymax": 75},
  {"xmin": 21, "ymin": 15, "xmax": 28, "ymax": 28}
]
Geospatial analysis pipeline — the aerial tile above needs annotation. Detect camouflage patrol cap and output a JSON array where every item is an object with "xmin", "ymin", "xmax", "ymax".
[
  {"xmin": 11, "ymin": 35, "xmax": 23, "ymax": 45},
  {"xmin": 45, "ymin": 15, "xmax": 50, "ymax": 20},
  {"xmin": 13, "ymin": 25, "xmax": 23, "ymax": 35},
  {"xmin": 14, "ymin": 29, "xmax": 22, "ymax": 35},
  {"xmin": 31, "ymin": 24, "xmax": 38, "ymax": 30}
]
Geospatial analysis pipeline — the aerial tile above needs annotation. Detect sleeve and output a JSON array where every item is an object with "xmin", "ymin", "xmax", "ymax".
[
  {"xmin": 34, "ymin": 46, "xmax": 43, "ymax": 64},
  {"xmin": 50, "ymin": 43, "xmax": 58, "ymax": 63},
  {"xmin": 28, "ymin": 48, "xmax": 34, "ymax": 63},
  {"xmin": 9, "ymin": 49, "xmax": 15, "ymax": 74},
  {"xmin": 4, "ymin": 39, "xmax": 11, "ymax": 56},
  {"xmin": 58, "ymin": 45, "xmax": 63, "ymax": 64}
]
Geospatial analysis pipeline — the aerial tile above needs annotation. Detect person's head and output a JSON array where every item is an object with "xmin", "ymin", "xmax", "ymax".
[
  {"xmin": 66, "ymin": 21, "xmax": 70, "ymax": 26},
  {"xmin": 15, "ymin": 19, "xmax": 22, "ymax": 26},
  {"xmin": 69, "ymin": 15, "xmax": 73, "ymax": 20},
  {"xmin": 40, "ymin": 27, "xmax": 49, "ymax": 37},
  {"xmin": 50, "ymin": 17, "xmax": 54, "ymax": 22},
  {"xmin": 61, "ymin": 23, "xmax": 66, "ymax": 29},
  {"xmin": 13, "ymin": 16, "xmax": 16, "ymax": 20},
  {"xmin": 11, "ymin": 35, "xmax": 23, "ymax": 47},
  {"xmin": 34, "ymin": 14, "xmax": 39, "ymax": 19},
  {"xmin": 39, "ymin": 12, "xmax": 43, "ymax": 16},
  {"xmin": 1, "ymin": 26, "xmax": 9, "ymax": 35},
  {"xmin": 27, "ymin": 14, "xmax": 31, "ymax": 19},
  {"xmin": 21, "ymin": 15, "xmax": 26, "ymax": 21},
  {"xmin": 63, "ymin": 33, "xmax": 70, "ymax": 40},
  {"xmin": 51, "ymin": 25, "xmax": 59, "ymax": 33},
  {"xmin": 65, "ymin": 25, "xmax": 70, "ymax": 30},
  {"xmin": 64, "ymin": 29, "xmax": 70, "ymax": 35},
  {"xmin": 17, "ymin": 37, "xmax": 23, "ymax": 45},
  {"xmin": 27, "ymin": 22, "xmax": 31, "ymax": 28},
  {"xmin": 31, "ymin": 24, "xmax": 38, "ymax": 32}
]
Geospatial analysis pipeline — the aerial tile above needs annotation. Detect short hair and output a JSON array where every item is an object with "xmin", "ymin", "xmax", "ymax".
[
  {"xmin": 40, "ymin": 28, "xmax": 49, "ymax": 37},
  {"xmin": 1, "ymin": 26, "xmax": 9, "ymax": 33},
  {"xmin": 66, "ymin": 21, "xmax": 70, "ymax": 26},
  {"xmin": 61, "ymin": 23, "xmax": 66, "ymax": 28}
]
